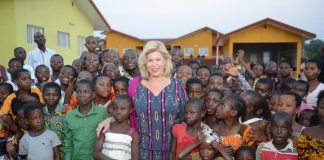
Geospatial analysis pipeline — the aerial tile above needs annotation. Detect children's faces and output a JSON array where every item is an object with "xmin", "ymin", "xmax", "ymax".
[
  {"xmin": 204, "ymin": 92, "xmax": 222, "ymax": 116},
  {"xmin": 43, "ymin": 88, "xmax": 61, "ymax": 107},
  {"xmin": 196, "ymin": 68, "xmax": 210, "ymax": 87},
  {"xmin": 113, "ymin": 81, "xmax": 128, "ymax": 96},
  {"xmin": 199, "ymin": 142, "xmax": 216, "ymax": 160},
  {"xmin": 123, "ymin": 51, "xmax": 138, "ymax": 70},
  {"xmin": 235, "ymin": 150, "xmax": 255, "ymax": 160},
  {"xmin": 0, "ymin": 86, "xmax": 11, "ymax": 102},
  {"xmin": 176, "ymin": 66, "xmax": 192, "ymax": 82},
  {"xmin": 270, "ymin": 119, "xmax": 292, "ymax": 146},
  {"xmin": 35, "ymin": 67, "xmax": 50, "ymax": 83},
  {"xmin": 304, "ymin": 62, "xmax": 320, "ymax": 80},
  {"xmin": 59, "ymin": 67, "xmax": 75, "ymax": 85},
  {"xmin": 86, "ymin": 53, "xmax": 100, "ymax": 73},
  {"xmin": 276, "ymin": 95, "xmax": 298, "ymax": 117},
  {"xmin": 291, "ymin": 83, "xmax": 307, "ymax": 98},
  {"xmin": 26, "ymin": 109, "xmax": 45, "ymax": 132},
  {"xmin": 255, "ymin": 83, "xmax": 271, "ymax": 99},
  {"xmin": 184, "ymin": 105, "xmax": 204, "ymax": 125},
  {"xmin": 8, "ymin": 61, "xmax": 22, "ymax": 74},
  {"xmin": 76, "ymin": 83, "xmax": 95, "ymax": 106},
  {"xmin": 77, "ymin": 71, "xmax": 93, "ymax": 83},
  {"xmin": 215, "ymin": 98, "xmax": 236, "ymax": 119},
  {"xmin": 187, "ymin": 83, "xmax": 204, "ymax": 100},
  {"xmin": 85, "ymin": 38, "xmax": 97, "ymax": 51},
  {"xmin": 103, "ymin": 63, "xmax": 120, "ymax": 80},
  {"xmin": 50, "ymin": 56, "xmax": 63, "ymax": 72},
  {"xmin": 298, "ymin": 111, "xmax": 313, "ymax": 127},
  {"xmin": 95, "ymin": 76, "xmax": 111, "ymax": 98},
  {"xmin": 113, "ymin": 100, "xmax": 132, "ymax": 122},
  {"xmin": 15, "ymin": 72, "xmax": 32, "ymax": 91},
  {"xmin": 279, "ymin": 63, "xmax": 291, "ymax": 77},
  {"xmin": 317, "ymin": 98, "xmax": 324, "ymax": 123},
  {"xmin": 208, "ymin": 76, "xmax": 223, "ymax": 90}
]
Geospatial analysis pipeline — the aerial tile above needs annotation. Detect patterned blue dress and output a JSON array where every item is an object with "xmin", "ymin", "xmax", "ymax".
[{"xmin": 134, "ymin": 78, "xmax": 188, "ymax": 160}]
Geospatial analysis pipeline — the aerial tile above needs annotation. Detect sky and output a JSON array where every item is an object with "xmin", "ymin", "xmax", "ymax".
[{"xmin": 93, "ymin": 0, "xmax": 324, "ymax": 40}]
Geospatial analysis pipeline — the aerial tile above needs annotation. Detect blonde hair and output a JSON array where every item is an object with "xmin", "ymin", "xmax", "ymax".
[{"xmin": 138, "ymin": 41, "xmax": 173, "ymax": 80}]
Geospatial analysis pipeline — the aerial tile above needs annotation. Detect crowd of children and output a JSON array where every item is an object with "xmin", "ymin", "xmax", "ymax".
[{"xmin": 0, "ymin": 32, "xmax": 323, "ymax": 160}]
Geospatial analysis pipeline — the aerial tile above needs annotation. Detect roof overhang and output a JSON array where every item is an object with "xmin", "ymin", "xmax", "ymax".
[{"xmin": 74, "ymin": 0, "xmax": 111, "ymax": 31}]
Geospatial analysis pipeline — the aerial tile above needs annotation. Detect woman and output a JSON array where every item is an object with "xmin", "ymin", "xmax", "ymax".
[{"xmin": 97, "ymin": 41, "xmax": 188, "ymax": 160}]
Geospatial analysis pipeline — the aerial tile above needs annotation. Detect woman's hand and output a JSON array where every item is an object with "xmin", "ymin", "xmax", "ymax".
[{"xmin": 96, "ymin": 117, "xmax": 115, "ymax": 137}]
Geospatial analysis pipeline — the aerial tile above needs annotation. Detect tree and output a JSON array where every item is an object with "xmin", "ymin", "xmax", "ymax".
[{"xmin": 303, "ymin": 39, "xmax": 324, "ymax": 58}]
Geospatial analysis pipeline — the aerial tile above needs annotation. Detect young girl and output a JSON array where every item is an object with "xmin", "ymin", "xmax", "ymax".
[
  {"xmin": 297, "ymin": 90, "xmax": 324, "ymax": 159},
  {"xmin": 186, "ymin": 78, "xmax": 205, "ymax": 100},
  {"xmin": 113, "ymin": 76, "xmax": 129, "ymax": 96},
  {"xmin": 34, "ymin": 65, "xmax": 50, "ymax": 89},
  {"xmin": 203, "ymin": 89, "xmax": 224, "ymax": 127},
  {"xmin": 94, "ymin": 95, "xmax": 140, "ymax": 160},
  {"xmin": 170, "ymin": 99, "xmax": 205, "ymax": 160},
  {"xmin": 93, "ymin": 75, "xmax": 112, "ymax": 108},
  {"xmin": 240, "ymin": 90, "xmax": 270, "ymax": 144},
  {"xmin": 213, "ymin": 95, "xmax": 255, "ymax": 157},
  {"xmin": 101, "ymin": 63, "xmax": 121, "ymax": 82},
  {"xmin": 304, "ymin": 59, "xmax": 324, "ymax": 108}
]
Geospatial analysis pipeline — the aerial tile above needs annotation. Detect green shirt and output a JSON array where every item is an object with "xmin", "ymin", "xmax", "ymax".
[{"xmin": 63, "ymin": 105, "xmax": 108, "ymax": 160}]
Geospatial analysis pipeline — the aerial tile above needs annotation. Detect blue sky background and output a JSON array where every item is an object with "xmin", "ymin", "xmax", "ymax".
[{"xmin": 94, "ymin": 0, "xmax": 324, "ymax": 40}]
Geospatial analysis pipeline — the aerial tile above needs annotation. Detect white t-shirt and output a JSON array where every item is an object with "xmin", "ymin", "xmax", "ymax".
[
  {"xmin": 306, "ymin": 83, "xmax": 324, "ymax": 107},
  {"xmin": 19, "ymin": 129, "xmax": 61, "ymax": 160},
  {"xmin": 26, "ymin": 47, "xmax": 56, "ymax": 74}
]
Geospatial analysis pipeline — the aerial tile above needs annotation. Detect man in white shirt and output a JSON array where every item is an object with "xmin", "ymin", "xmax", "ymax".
[{"xmin": 26, "ymin": 32, "xmax": 57, "ymax": 74}]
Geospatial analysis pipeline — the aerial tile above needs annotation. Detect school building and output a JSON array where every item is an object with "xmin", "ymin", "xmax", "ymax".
[
  {"xmin": 104, "ymin": 18, "xmax": 316, "ymax": 72},
  {"xmin": 0, "ymin": 0, "xmax": 111, "ymax": 65}
]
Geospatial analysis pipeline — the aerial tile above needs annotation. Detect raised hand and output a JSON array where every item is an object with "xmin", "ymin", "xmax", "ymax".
[{"xmin": 226, "ymin": 64, "xmax": 238, "ymax": 77}]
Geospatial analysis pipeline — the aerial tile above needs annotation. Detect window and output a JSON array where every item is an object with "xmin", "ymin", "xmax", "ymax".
[
  {"xmin": 199, "ymin": 48, "xmax": 208, "ymax": 56},
  {"xmin": 184, "ymin": 48, "xmax": 194, "ymax": 56},
  {"xmin": 77, "ymin": 36, "xmax": 86, "ymax": 55},
  {"xmin": 58, "ymin": 31, "xmax": 70, "ymax": 48},
  {"xmin": 27, "ymin": 25, "xmax": 44, "ymax": 44}
]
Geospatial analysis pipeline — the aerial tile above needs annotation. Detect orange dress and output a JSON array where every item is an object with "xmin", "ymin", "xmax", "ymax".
[
  {"xmin": 219, "ymin": 125, "xmax": 255, "ymax": 150},
  {"xmin": 297, "ymin": 134, "xmax": 324, "ymax": 160}
]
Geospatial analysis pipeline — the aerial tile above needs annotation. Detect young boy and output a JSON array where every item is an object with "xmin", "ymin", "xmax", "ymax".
[
  {"xmin": 64, "ymin": 80, "xmax": 108, "ymax": 159},
  {"xmin": 18, "ymin": 102, "xmax": 61, "ymax": 160},
  {"xmin": 196, "ymin": 66, "xmax": 211, "ymax": 89},
  {"xmin": 176, "ymin": 65, "xmax": 193, "ymax": 84},
  {"xmin": 291, "ymin": 80, "xmax": 313, "ymax": 116},
  {"xmin": 207, "ymin": 73, "xmax": 224, "ymax": 91},
  {"xmin": 0, "ymin": 69, "xmax": 44, "ymax": 117},
  {"xmin": 6, "ymin": 58, "xmax": 23, "ymax": 91},
  {"xmin": 186, "ymin": 78, "xmax": 205, "ymax": 100},
  {"xmin": 113, "ymin": 76, "xmax": 129, "ymax": 96},
  {"xmin": 81, "ymin": 36, "xmax": 98, "ymax": 58},
  {"xmin": 35, "ymin": 65, "xmax": 50, "ymax": 89},
  {"xmin": 254, "ymin": 78, "xmax": 273, "ymax": 101},
  {"xmin": 14, "ymin": 47, "xmax": 35, "ymax": 82},
  {"xmin": 50, "ymin": 54, "xmax": 64, "ymax": 82},
  {"xmin": 43, "ymin": 82, "xmax": 65, "ymax": 153},
  {"xmin": 256, "ymin": 112, "xmax": 298, "ymax": 160}
]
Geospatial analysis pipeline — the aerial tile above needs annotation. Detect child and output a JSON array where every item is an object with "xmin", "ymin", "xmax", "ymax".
[
  {"xmin": 50, "ymin": 54, "xmax": 64, "ymax": 82},
  {"xmin": 199, "ymin": 140, "xmax": 232, "ymax": 160},
  {"xmin": 203, "ymin": 89, "xmax": 224, "ymax": 127},
  {"xmin": 13, "ymin": 47, "xmax": 35, "ymax": 82},
  {"xmin": 102, "ymin": 62, "xmax": 121, "ymax": 81},
  {"xmin": 64, "ymin": 80, "xmax": 108, "ymax": 159},
  {"xmin": 77, "ymin": 70, "xmax": 94, "ymax": 83},
  {"xmin": 279, "ymin": 78, "xmax": 296, "ymax": 94},
  {"xmin": 291, "ymin": 80, "xmax": 313, "ymax": 115},
  {"xmin": 240, "ymin": 90, "xmax": 270, "ymax": 144},
  {"xmin": 186, "ymin": 78, "xmax": 205, "ymax": 100},
  {"xmin": 35, "ymin": 64, "xmax": 50, "ymax": 89},
  {"xmin": 176, "ymin": 65, "xmax": 193, "ymax": 84},
  {"xmin": 276, "ymin": 92, "xmax": 303, "ymax": 142},
  {"xmin": 18, "ymin": 102, "xmax": 61, "ymax": 160},
  {"xmin": 304, "ymin": 59, "xmax": 324, "ymax": 107},
  {"xmin": 207, "ymin": 73, "xmax": 224, "ymax": 91},
  {"xmin": 6, "ymin": 58, "xmax": 23, "ymax": 91},
  {"xmin": 170, "ymin": 99, "xmax": 205, "ymax": 160},
  {"xmin": 254, "ymin": 78, "xmax": 273, "ymax": 101},
  {"xmin": 0, "ymin": 69, "xmax": 44, "ymax": 117},
  {"xmin": 94, "ymin": 95, "xmax": 140, "ymax": 160},
  {"xmin": 298, "ymin": 109, "xmax": 316, "ymax": 127},
  {"xmin": 72, "ymin": 58, "xmax": 85, "ymax": 75},
  {"xmin": 42, "ymin": 82, "xmax": 65, "ymax": 153},
  {"xmin": 85, "ymin": 53, "xmax": 101, "ymax": 77},
  {"xmin": 122, "ymin": 49, "xmax": 140, "ymax": 78},
  {"xmin": 0, "ymin": 83, "xmax": 13, "ymax": 108},
  {"xmin": 196, "ymin": 66, "xmax": 211, "ymax": 89},
  {"xmin": 256, "ymin": 112, "xmax": 298, "ymax": 160},
  {"xmin": 0, "ymin": 83, "xmax": 13, "ymax": 157},
  {"xmin": 297, "ymin": 90, "xmax": 324, "ymax": 159},
  {"xmin": 81, "ymin": 36, "xmax": 98, "ymax": 58},
  {"xmin": 233, "ymin": 145, "xmax": 256, "ymax": 160},
  {"xmin": 113, "ymin": 76, "xmax": 129, "ymax": 96},
  {"xmin": 269, "ymin": 93, "xmax": 280, "ymax": 114},
  {"xmin": 279, "ymin": 60, "xmax": 292, "ymax": 82},
  {"xmin": 93, "ymin": 75, "xmax": 112, "ymax": 108},
  {"xmin": 57, "ymin": 65, "xmax": 78, "ymax": 111},
  {"xmin": 187, "ymin": 60, "xmax": 200, "ymax": 77},
  {"xmin": 213, "ymin": 95, "xmax": 255, "ymax": 156}
]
